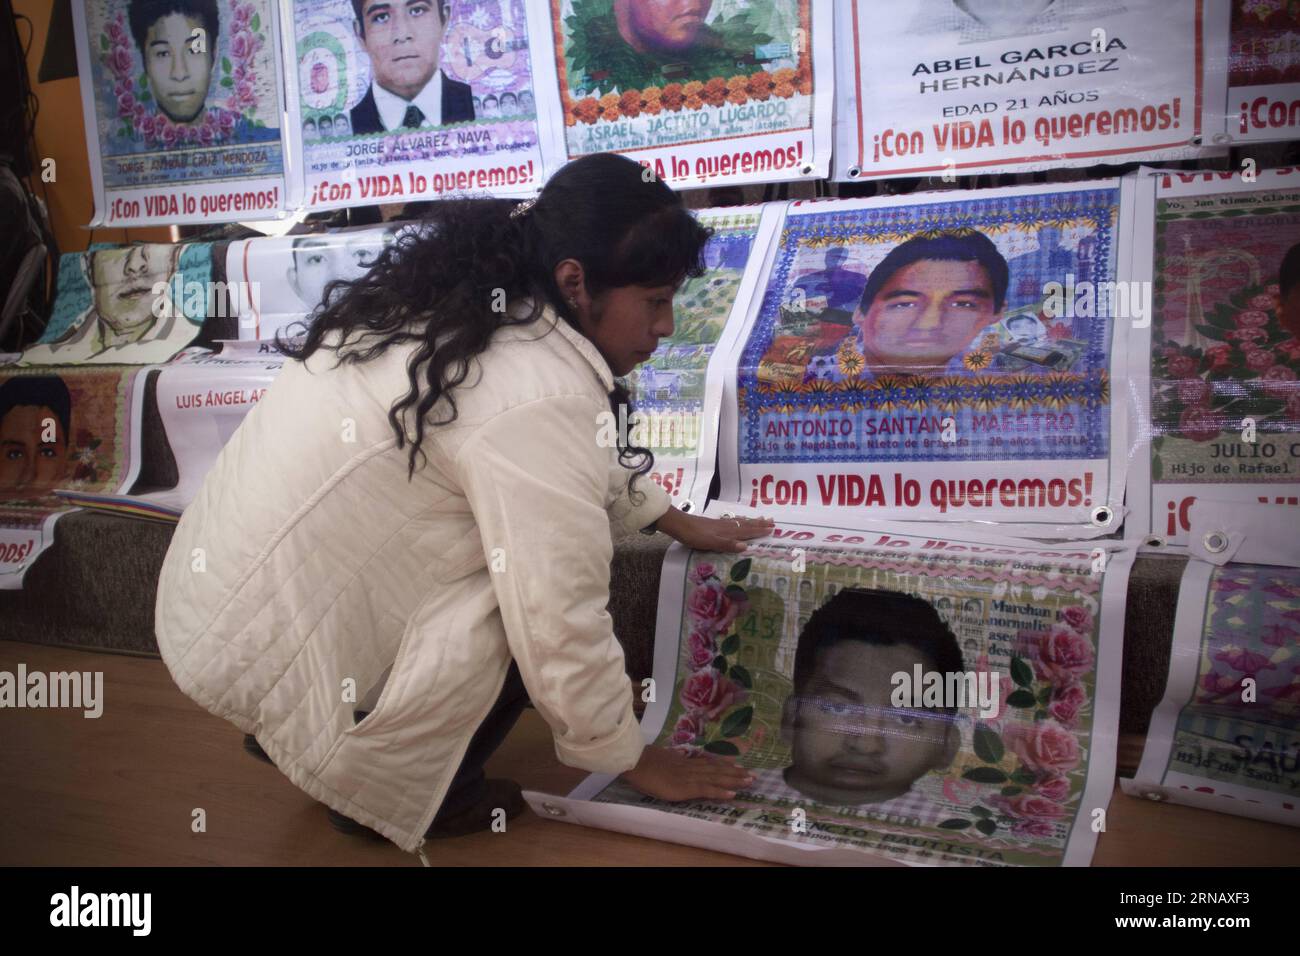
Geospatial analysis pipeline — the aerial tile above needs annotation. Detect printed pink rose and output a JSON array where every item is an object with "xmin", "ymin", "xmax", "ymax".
[
  {"xmin": 1179, "ymin": 405, "xmax": 1224, "ymax": 442},
  {"xmin": 117, "ymin": 92, "xmax": 135, "ymax": 114},
  {"xmin": 1228, "ymin": 327, "xmax": 1269, "ymax": 346},
  {"xmin": 1060, "ymin": 606, "xmax": 1093, "ymax": 633},
  {"xmin": 1204, "ymin": 344, "xmax": 1234, "ymax": 371},
  {"xmin": 1276, "ymin": 338, "xmax": 1300, "ymax": 361},
  {"xmin": 1005, "ymin": 720, "xmax": 1081, "ymax": 775},
  {"xmin": 231, "ymin": 30, "xmax": 252, "ymax": 60},
  {"xmin": 670, "ymin": 713, "xmax": 707, "ymax": 746},
  {"xmin": 1246, "ymin": 349, "xmax": 1277, "ymax": 371},
  {"xmin": 1048, "ymin": 683, "xmax": 1088, "ymax": 726},
  {"xmin": 234, "ymin": 3, "xmax": 252, "ymax": 28},
  {"xmin": 1034, "ymin": 626, "xmax": 1094, "ymax": 683},
  {"xmin": 198, "ymin": 123, "xmax": 215, "ymax": 145},
  {"xmin": 680, "ymin": 668, "xmax": 746, "ymax": 720},
  {"xmin": 686, "ymin": 580, "xmax": 743, "ymax": 635},
  {"xmin": 108, "ymin": 22, "xmax": 125, "ymax": 42},
  {"xmin": 1261, "ymin": 364, "xmax": 1298, "ymax": 397},
  {"xmin": 1176, "ymin": 377, "xmax": 1212, "ymax": 406},
  {"xmin": 1166, "ymin": 354, "xmax": 1199, "ymax": 379},
  {"xmin": 1004, "ymin": 793, "xmax": 1067, "ymax": 821},
  {"xmin": 1234, "ymin": 310, "xmax": 1271, "ymax": 328},
  {"xmin": 236, "ymin": 78, "xmax": 255, "ymax": 103},
  {"xmin": 111, "ymin": 48, "xmax": 133, "ymax": 75},
  {"xmin": 1033, "ymin": 774, "xmax": 1072, "ymax": 802},
  {"xmin": 687, "ymin": 629, "xmax": 717, "ymax": 670},
  {"xmin": 1249, "ymin": 293, "xmax": 1274, "ymax": 310},
  {"xmin": 691, "ymin": 562, "xmax": 717, "ymax": 584},
  {"xmin": 1012, "ymin": 819, "xmax": 1057, "ymax": 838},
  {"xmin": 160, "ymin": 123, "xmax": 179, "ymax": 147}
]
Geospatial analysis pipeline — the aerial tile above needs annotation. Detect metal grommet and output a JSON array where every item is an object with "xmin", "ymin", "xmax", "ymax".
[
  {"xmin": 1203, "ymin": 531, "xmax": 1229, "ymax": 554},
  {"xmin": 1090, "ymin": 506, "xmax": 1113, "ymax": 526},
  {"xmin": 1141, "ymin": 790, "xmax": 1166, "ymax": 802},
  {"xmin": 1145, "ymin": 536, "xmax": 1163, "ymax": 548},
  {"xmin": 800, "ymin": 163, "xmax": 814, "ymax": 176},
  {"xmin": 1211, "ymin": 132, "xmax": 1232, "ymax": 145},
  {"xmin": 541, "ymin": 802, "xmax": 566, "ymax": 818},
  {"xmin": 847, "ymin": 166, "xmax": 861, "ymax": 178},
  {"xmin": 679, "ymin": 500, "xmax": 693, "ymax": 514}
]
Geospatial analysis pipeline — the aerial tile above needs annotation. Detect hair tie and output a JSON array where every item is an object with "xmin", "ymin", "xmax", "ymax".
[{"xmin": 510, "ymin": 197, "xmax": 538, "ymax": 220}]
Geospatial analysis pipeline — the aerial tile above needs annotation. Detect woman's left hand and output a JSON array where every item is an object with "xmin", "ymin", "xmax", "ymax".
[{"xmin": 653, "ymin": 507, "xmax": 774, "ymax": 553}]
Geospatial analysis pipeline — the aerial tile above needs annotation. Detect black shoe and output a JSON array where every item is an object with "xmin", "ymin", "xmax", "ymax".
[
  {"xmin": 326, "ymin": 779, "xmax": 527, "ymax": 842},
  {"xmin": 242, "ymin": 734, "xmax": 274, "ymax": 765}
]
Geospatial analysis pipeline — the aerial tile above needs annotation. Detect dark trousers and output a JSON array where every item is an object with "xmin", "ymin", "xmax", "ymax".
[{"xmin": 356, "ymin": 660, "xmax": 531, "ymax": 822}]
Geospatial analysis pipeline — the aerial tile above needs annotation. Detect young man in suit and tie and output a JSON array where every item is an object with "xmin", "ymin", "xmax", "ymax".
[{"xmin": 349, "ymin": 0, "xmax": 475, "ymax": 134}]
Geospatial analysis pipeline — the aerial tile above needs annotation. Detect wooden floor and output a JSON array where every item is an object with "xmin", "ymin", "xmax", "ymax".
[{"xmin": 2, "ymin": 641, "xmax": 1297, "ymax": 867}]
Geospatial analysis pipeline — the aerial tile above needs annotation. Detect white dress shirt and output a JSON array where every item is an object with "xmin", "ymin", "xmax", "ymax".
[{"xmin": 372, "ymin": 70, "xmax": 444, "ymax": 131}]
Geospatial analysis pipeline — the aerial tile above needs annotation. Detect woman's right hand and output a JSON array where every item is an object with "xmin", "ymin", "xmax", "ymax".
[{"xmin": 620, "ymin": 745, "xmax": 755, "ymax": 802}]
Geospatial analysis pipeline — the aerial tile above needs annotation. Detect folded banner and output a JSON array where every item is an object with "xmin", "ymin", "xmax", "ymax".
[
  {"xmin": 1124, "ymin": 557, "xmax": 1300, "ymax": 828},
  {"xmin": 0, "ymin": 366, "xmax": 144, "ymax": 589},
  {"xmin": 61, "ymin": 343, "xmax": 286, "ymax": 521},
  {"xmin": 1130, "ymin": 168, "xmax": 1300, "ymax": 548},
  {"xmin": 621, "ymin": 205, "xmax": 780, "ymax": 510},
  {"xmin": 718, "ymin": 179, "xmax": 1142, "ymax": 535},
  {"xmin": 290, "ymin": 0, "xmax": 559, "ymax": 210},
  {"xmin": 1225, "ymin": 0, "xmax": 1300, "ymax": 143},
  {"xmin": 547, "ymin": 0, "xmax": 833, "ymax": 187},
  {"xmin": 530, "ymin": 504, "xmax": 1133, "ymax": 866},
  {"xmin": 225, "ymin": 224, "xmax": 409, "ymax": 339},
  {"xmin": 72, "ymin": 0, "xmax": 292, "ymax": 226},
  {"xmin": 19, "ymin": 242, "xmax": 219, "ymax": 367},
  {"xmin": 835, "ymin": 0, "xmax": 1224, "ymax": 180}
]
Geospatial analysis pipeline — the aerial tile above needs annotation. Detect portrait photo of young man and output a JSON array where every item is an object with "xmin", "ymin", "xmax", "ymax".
[{"xmin": 349, "ymin": 0, "xmax": 475, "ymax": 134}]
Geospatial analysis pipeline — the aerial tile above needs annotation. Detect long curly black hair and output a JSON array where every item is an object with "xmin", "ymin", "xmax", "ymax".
[{"xmin": 276, "ymin": 153, "xmax": 712, "ymax": 496}]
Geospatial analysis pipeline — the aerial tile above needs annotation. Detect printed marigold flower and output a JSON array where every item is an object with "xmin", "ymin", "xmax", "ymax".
[
  {"xmin": 747, "ymin": 71, "xmax": 775, "ymax": 100},
  {"xmin": 619, "ymin": 89, "xmax": 643, "ymax": 118},
  {"xmin": 641, "ymin": 87, "xmax": 663, "ymax": 115},
  {"xmin": 837, "ymin": 347, "xmax": 865, "ymax": 378},
  {"xmin": 726, "ymin": 88, "xmax": 748, "ymax": 105},
  {"xmin": 796, "ymin": 65, "xmax": 813, "ymax": 94},
  {"xmin": 661, "ymin": 82, "xmax": 685, "ymax": 111},
  {"xmin": 726, "ymin": 75, "xmax": 749, "ymax": 93},
  {"xmin": 963, "ymin": 350, "xmax": 992, "ymax": 371},
  {"xmin": 573, "ymin": 96, "xmax": 601, "ymax": 124},
  {"xmin": 685, "ymin": 94, "xmax": 705, "ymax": 110},
  {"xmin": 682, "ymin": 80, "xmax": 705, "ymax": 99},
  {"xmin": 598, "ymin": 92, "xmax": 621, "ymax": 118},
  {"xmin": 564, "ymin": 107, "xmax": 576, "ymax": 127},
  {"xmin": 773, "ymin": 67, "xmax": 797, "ymax": 87},
  {"xmin": 703, "ymin": 77, "xmax": 728, "ymax": 106}
]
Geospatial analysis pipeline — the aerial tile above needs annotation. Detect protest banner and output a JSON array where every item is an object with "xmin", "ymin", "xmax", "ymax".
[
  {"xmin": 548, "ymin": 0, "xmax": 833, "ymax": 187},
  {"xmin": 73, "ymin": 0, "xmax": 292, "ymax": 226},
  {"xmin": 529, "ymin": 504, "xmax": 1133, "ymax": 866},
  {"xmin": 835, "ymin": 0, "xmax": 1225, "ymax": 180},
  {"xmin": 290, "ymin": 0, "xmax": 560, "ymax": 210},
  {"xmin": 718, "ymin": 179, "xmax": 1145, "ymax": 535}
]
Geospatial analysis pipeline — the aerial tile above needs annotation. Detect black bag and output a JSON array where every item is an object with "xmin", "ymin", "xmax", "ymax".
[{"xmin": 0, "ymin": 159, "xmax": 55, "ymax": 353}]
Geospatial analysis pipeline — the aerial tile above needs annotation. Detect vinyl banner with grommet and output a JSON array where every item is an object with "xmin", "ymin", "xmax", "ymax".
[
  {"xmin": 832, "ymin": 0, "xmax": 1227, "ymax": 182},
  {"xmin": 715, "ymin": 178, "xmax": 1145, "ymax": 538}
]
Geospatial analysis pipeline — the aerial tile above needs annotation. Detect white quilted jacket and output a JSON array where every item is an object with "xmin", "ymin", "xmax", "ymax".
[{"xmin": 154, "ymin": 305, "xmax": 670, "ymax": 854}]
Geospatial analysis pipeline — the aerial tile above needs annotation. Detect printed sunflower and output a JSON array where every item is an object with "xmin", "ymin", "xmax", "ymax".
[{"xmin": 963, "ymin": 350, "xmax": 993, "ymax": 371}]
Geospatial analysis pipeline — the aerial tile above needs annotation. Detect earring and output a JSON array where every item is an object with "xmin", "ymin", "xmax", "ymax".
[{"xmin": 568, "ymin": 297, "xmax": 578, "ymax": 310}]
